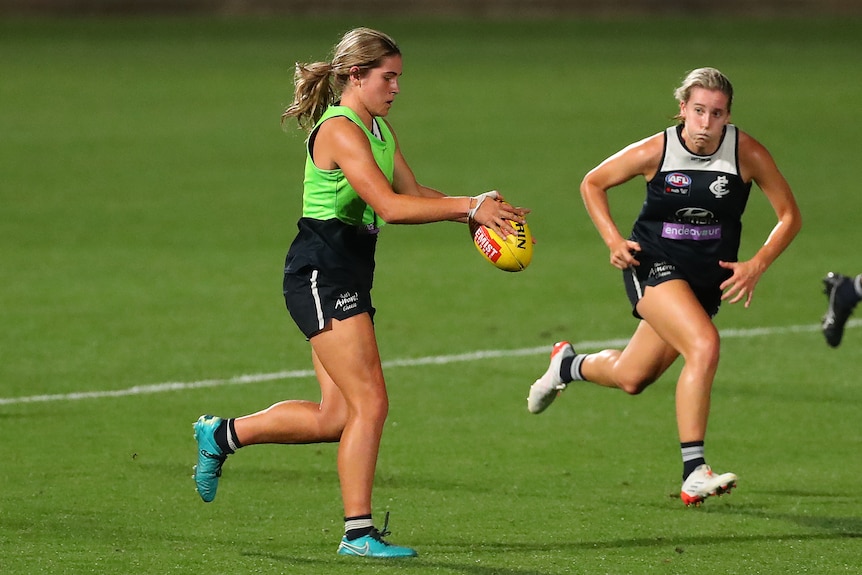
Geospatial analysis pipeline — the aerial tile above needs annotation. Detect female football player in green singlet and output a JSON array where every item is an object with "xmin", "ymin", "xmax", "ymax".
[{"xmin": 192, "ymin": 27, "xmax": 529, "ymax": 558}]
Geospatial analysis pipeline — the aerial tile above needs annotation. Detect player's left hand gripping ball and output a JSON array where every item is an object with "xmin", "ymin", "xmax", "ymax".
[{"xmin": 470, "ymin": 213, "xmax": 533, "ymax": 272}]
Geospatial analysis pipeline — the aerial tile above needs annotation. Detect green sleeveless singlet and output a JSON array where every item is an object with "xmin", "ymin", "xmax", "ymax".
[{"xmin": 302, "ymin": 106, "xmax": 395, "ymax": 228}]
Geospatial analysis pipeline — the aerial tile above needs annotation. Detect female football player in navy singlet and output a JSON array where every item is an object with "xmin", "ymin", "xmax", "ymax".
[{"xmin": 528, "ymin": 67, "xmax": 801, "ymax": 506}]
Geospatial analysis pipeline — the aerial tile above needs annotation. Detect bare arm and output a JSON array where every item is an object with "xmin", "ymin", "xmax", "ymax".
[
  {"xmin": 719, "ymin": 131, "xmax": 802, "ymax": 306},
  {"xmin": 580, "ymin": 134, "xmax": 664, "ymax": 269},
  {"xmin": 316, "ymin": 117, "xmax": 526, "ymax": 235}
]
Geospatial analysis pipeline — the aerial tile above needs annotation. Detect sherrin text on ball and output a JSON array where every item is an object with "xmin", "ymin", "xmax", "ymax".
[{"xmin": 470, "ymin": 218, "xmax": 533, "ymax": 272}]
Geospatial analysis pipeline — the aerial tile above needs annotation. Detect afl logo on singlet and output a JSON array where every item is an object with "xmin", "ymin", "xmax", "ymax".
[{"xmin": 665, "ymin": 172, "xmax": 691, "ymax": 195}]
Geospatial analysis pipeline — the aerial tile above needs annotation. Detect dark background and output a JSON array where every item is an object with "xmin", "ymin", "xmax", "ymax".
[{"xmin": 2, "ymin": 0, "xmax": 860, "ymax": 17}]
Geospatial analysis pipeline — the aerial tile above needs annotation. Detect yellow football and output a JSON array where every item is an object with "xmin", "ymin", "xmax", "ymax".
[{"xmin": 470, "ymin": 218, "xmax": 533, "ymax": 272}]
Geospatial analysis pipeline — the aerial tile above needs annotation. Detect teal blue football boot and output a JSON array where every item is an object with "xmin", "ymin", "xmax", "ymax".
[
  {"xmin": 192, "ymin": 415, "xmax": 227, "ymax": 502},
  {"xmin": 336, "ymin": 513, "xmax": 417, "ymax": 558}
]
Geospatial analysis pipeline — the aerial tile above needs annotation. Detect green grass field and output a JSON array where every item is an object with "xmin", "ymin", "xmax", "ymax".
[{"xmin": 1, "ymin": 15, "xmax": 861, "ymax": 575}]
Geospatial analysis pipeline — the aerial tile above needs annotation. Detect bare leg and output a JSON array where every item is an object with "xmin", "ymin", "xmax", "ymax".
[
  {"xmin": 306, "ymin": 314, "xmax": 388, "ymax": 517},
  {"xmin": 232, "ymin": 313, "xmax": 387, "ymax": 517},
  {"xmin": 581, "ymin": 280, "xmax": 719, "ymax": 442},
  {"xmin": 233, "ymin": 347, "xmax": 348, "ymax": 444},
  {"xmin": 580, "ymin": 321, "xmax": 679, "ymax": 393}
]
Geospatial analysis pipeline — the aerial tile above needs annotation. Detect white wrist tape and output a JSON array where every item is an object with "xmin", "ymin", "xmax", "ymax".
[{"xmin": 467, "ymin": 190, "xmax": 499, "ymax": 220}]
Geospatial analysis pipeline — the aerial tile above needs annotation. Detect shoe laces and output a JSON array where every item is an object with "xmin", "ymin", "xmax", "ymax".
[
  {"xmin": 200, "ymin": 449, "xmax": 226, "ymax": 477},
  {"xmin": 368, "ymin": 511, "xmax": 393, "ymax": 544}
]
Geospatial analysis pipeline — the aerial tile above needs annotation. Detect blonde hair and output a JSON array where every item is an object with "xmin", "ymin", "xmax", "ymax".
[
  {"xmin": 282, "ymin": 27, "xmax": 400, "ymax": 132},
  {"xmin": 673, "ymin": 67, "xmax": 734, "ymax": 122}
]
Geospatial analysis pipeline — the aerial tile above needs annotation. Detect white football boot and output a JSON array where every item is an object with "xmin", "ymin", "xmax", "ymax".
[
  {"xmin": 527, "ymin": 341, "xmax": 575, "ymax": 414},
  {"xmin": 680, "ymin": 464, "xmax": 737, "ymax": 506}
]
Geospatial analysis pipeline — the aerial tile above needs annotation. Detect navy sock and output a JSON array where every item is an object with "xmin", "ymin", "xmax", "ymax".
[
  {"xmin": 214, "ymin": 418, "xmax": 241, "ymax": 455},
  {"xmin": 838, "ymin": 275, "xmax": 861, "ymax": 305},
  {"xmin": 559, "ymin": 354, "xmax": 586, "ymax": 383},
  {"xmin": 560, "ymin": 356, "xmax": 574, "ymax": 383}
]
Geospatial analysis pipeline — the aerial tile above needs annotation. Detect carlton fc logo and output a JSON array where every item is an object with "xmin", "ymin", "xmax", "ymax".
[
  {"xmin": 665, "ymin": 172, "xmax": 691, "ymax": 195},
  {"xmin": 709, "ymin": 175, "xmax": 730, "ymax": 198}
]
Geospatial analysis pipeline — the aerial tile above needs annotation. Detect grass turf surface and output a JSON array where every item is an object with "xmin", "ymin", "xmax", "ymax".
[{"xmin": 1, "ymin": 15, "xmax": 861, "ymax": 575}]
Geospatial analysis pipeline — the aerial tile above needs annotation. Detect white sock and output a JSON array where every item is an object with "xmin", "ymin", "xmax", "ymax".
[{"xmin": 573, "ymin": 354, "xmax": 588, "ymax": 381}]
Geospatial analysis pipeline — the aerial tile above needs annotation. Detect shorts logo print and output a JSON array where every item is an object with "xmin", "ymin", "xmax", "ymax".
[
  {"xmin": 649, "ymin": 261, "xmax": 677, "ymax": 280},
  {"xmin": 335, "ymin": 291, "xmax": 360, "ymax": 312}
]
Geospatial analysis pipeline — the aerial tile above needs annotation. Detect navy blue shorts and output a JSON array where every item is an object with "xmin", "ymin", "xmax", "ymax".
[
  {"xmin": 283, "ymin": 266, "xmax": 376, "ymax": 339},
  {"xmin": 623, "ymin": 258, "xmax": 721, "ymax": 319}
]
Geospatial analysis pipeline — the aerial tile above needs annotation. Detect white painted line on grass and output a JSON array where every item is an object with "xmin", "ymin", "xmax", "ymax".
[{"xmin": 1, "ymin": 320, "xmax": 858, "ymax": 405}]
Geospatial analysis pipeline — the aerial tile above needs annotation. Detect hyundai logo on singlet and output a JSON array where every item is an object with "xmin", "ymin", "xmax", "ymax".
[
  {"xmin": 665, "ymin": 172, "xmax": 691, "ymax": 195},
  {"xmin": 675, "ymin": 207, "xmax": 716, "ymax": 225}
]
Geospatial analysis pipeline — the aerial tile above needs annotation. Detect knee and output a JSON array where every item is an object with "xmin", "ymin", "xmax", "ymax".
[
  {"xmin": 321, "ymin": 394, "xmax": 389, "ymax": 441},
  {"xmin": 368, "ymin": 394, "xmax": 390, "ymax": 422},
  {"xmin": 609, "ymin": 354, "xmax": 663, "ymax": 395},
  {"xmin": 685, "ymin": 334, "xmax": 721, "ymax": 372},
  {"xmin": 352, "ymin": 389, "xmax": 390, "ymax": 425},
  {"xmin": 593, "ymin": 349, "xmax": 661, "ymax": 395},
  {"xmin": 617, "ymin": 372, "xmax": 658, "ymax": 395}
]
